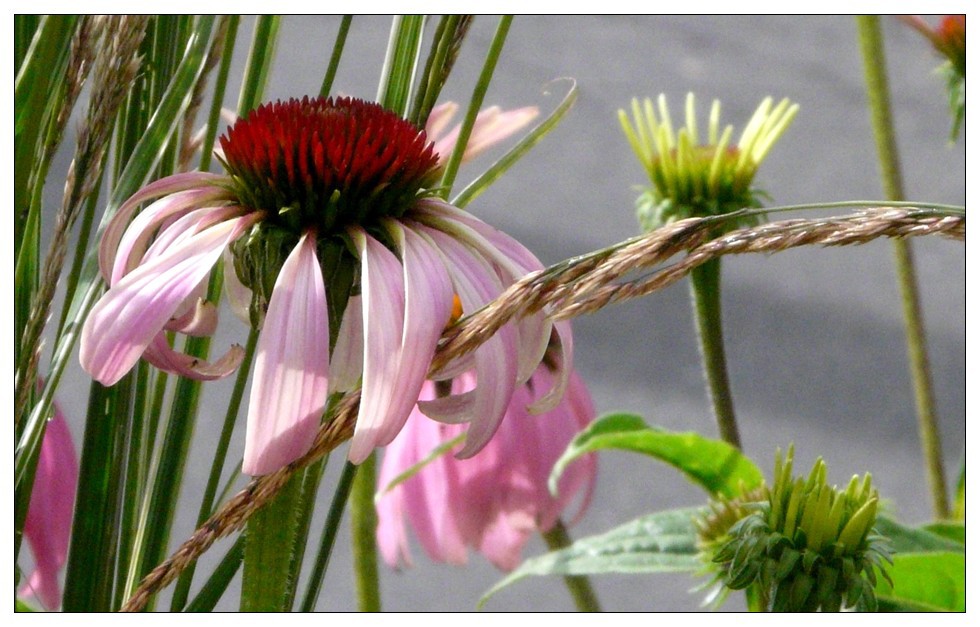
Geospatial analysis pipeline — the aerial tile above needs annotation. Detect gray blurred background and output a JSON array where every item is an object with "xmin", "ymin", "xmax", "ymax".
[{"xmin": 47, "ymin": 15, "xmax": 965, "ymax": 612}]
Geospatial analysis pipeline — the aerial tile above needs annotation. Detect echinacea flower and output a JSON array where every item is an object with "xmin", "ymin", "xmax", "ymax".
[
  {"xmin": 619, "ymin": 93, "xmax": 798, "ymax": 231},
  {"xmin": 81, "ymin": 96, "xmax": 569, "ymax": 475},
  {"xmin": 19, "ymin": 408, "xmax": 78, "ymax": 610},
  {"xmin": 376, "ymin": 365, "xmax": 596, "ymax": 571}
]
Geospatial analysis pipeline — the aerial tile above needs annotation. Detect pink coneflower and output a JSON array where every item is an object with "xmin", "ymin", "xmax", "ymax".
[
  {"xmin": 81, "ymin": 96, "xmax": 569, "ymax": 475},
  {"xmin": 376, "ymin": 366, "xmax": 596, "ymax": 571},
  {"xmin": 20, "ymin": 408, "xmax": 78, "ymax": 610}
]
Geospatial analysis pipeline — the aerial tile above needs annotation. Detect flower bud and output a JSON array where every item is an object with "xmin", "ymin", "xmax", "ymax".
[{"xmin": 699, "ymin": 446, "xmax": 892, "ymax": 611}]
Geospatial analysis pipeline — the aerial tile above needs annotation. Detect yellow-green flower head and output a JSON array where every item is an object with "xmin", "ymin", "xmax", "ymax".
[
  {"xmin": 700, "ymin": 446, "xmax": 892, "ymax": 612},
  {"xmin": 619, "ymin": 93, "xmax": 798, "ymax": 232}
]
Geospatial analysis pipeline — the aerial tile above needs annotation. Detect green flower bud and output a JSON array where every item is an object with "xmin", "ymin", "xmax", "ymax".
[{"xmin": 698, "ymin": 446, "xmax": 892, "ymax": 611}]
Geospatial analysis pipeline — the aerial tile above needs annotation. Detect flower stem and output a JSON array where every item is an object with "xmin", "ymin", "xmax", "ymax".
[
  {"xmin": 856, "ymin": 15, "xmax": 948, "ymax": 520},
  {"xmin": 350, "ymin": 453, "xmax": 381, "ymax": 612},
  {"xmin": 690, "ymin": 258, "xmax": 741, "ymax": 449},
  {"xmin": 541, "ymin": 520, "xmax": 602, "ymax": 612}
]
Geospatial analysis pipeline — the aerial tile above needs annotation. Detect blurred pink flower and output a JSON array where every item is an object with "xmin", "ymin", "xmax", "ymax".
[
  {"xmin": 80, "ymin": 96, "xmax": 565, "ymax": 476},
  {"xmin": 19, "ymin": 408, "xmax": 78, "ymax": 610},
  {"xmin": 426, "ymin": 101, "xmax": 539, "ymax": 165},
  {"xmin": 376, "ymin": 366, "xmax": 597, "ymax": 571}
]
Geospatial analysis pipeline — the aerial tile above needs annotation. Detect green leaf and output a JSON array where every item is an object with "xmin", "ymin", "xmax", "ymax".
[
  {"xmin": 876, "ymin": 552, "xmax": 965, "ymax": 612},
  {"xmin": 920, "ymin": 522, "xmax": 966, "ymax": 546},
  {"xmin": 63, "ymin": 378, "xmax": 134, "ymax": 611},
  {"xmin": 479, "ymin": 507, "xmax": 703, "ymax": 607},
  {"xmin": 549, "ymin": 413, "xmax": 764, "ymax": 499},
  {"xmin": 873, "ymin": 516, "xmax": 965, "ymax": 554}
]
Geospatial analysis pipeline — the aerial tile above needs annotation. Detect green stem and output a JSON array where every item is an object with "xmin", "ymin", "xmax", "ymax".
[
  {"xmin": 242, "ymin": 471, "xmax": 305, "ymax": 612},
  {"xmin": 350, "ymin": 454, "xmax": 381, "ymax": 612},
  {"xmin": 689, "ymin": 259, "xmax": 741, "ymax": 449},
  {"xmin": 541, "ymin": 520, "xmax": 602, "ymax": 612},
  {"xmin": 856, "ymin": 15, "xmax": 948, "ymax": 520}
]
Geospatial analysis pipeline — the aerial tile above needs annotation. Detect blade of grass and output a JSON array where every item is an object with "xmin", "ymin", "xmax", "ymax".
[
  {"xmin": 452, "ymin": 78, "xmax": 577, "ymax": 208},
  {"xmin": 238, "ymin": 16, "xmax": 280, "ymax": 116},
  {"xmin": 184, "ymin": 537, "xmax": 244, "ymax": 612},
  {"xmin": 319, "ymin": 15, "xmax": 352, "ymax": 97},
  {"xmin": 299, "ymin": 460, "xmax": 358, "ymax": 611},
  {"xmin": 376, "ymin": 15, "xmax": 426, "ymax": 115},
  {"xmin": 408, "ymin": 15, "xmax": 471, "ymax": 127},
  {"xmin": 169, "ymin": 329, "xmax": 257, "ymax": 611},
  {"xmin": 16, "ymin": 14, "xmax": 217, "ymax": 494},
  {"xmin": 62, "ymin": 377, "xmax": 134, "ymax": 611},
  {"xmin": 197, "ymin": 16, "xmax": 240, "ymax": 173},
  {"xmin": 438, "ymin": 15, "xmax": 512, "ymax": 196},
  {"xmin": 15, "ymin": 15, "xmax": 79, "ymax": 253}
]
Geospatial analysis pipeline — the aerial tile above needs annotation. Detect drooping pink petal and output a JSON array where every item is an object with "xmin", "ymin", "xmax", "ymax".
[
  {"xmin": 418, "ymin": 199, "xmax": 573, "ymax": 414},
  {"xmin": 347, "ymin": 228, "xmax": 407, "ymax": 464},
  {"xmin": 20, "ymin": 407, "xmax": 78, "ymax": 610},
  {"xmin": 398, "ymin": 418, "xmax": 469, "ymax": 565},
  {"xmin": 142, "ymin": 332, "xmax": 244, "ymax": 381},
  {"xmin": 80, "ymin": 212, "xmax": 260, "ymax": 386},
  {"xmin": 477, "ymin": 508, "xmax": 535, "ymax": 572},
  {"xmin": 222, "ymin": 247, "xmax": 253, "ymax": 325},
  {"xmin": 108, "ymin": 189, "xmax": 235, "ymax": 284},
  {"xmin": 372, "ymin": 221, "xmax": 454, "ymax": 447},
  {"xmin": 414, "ymin": 226, "xmax": 518, "ymax": 459},
  {"xmin": 100, "ymin": 172, "xmax": 231, "ymax": 282},
  {"xmin": 415, "ymin": 202, "xmax": 550, "ymax": 385},
  {"xmin": 165, "ymin": 298, "xmax": 218, "ymax": 336},
  {"xmin": 242, "ymin": 232, "xmax": 329, "ymax": 475},
  {"xmin": 547, "ymin": 370, "xmax": 597, "ymax": 525},
  {"xmin": 375, "ymin": 367, "xmax": 598, "ymax": 573}
]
